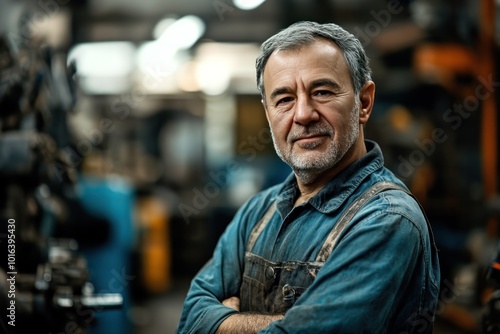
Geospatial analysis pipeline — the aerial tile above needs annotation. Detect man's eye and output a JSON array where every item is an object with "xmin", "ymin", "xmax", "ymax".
[
  {"xmin": 276, "ymin": 97, "xmax": 293, "ymax": 106},
  {"xmin": 314, "ymin": 90, "xmax": 332, "ymax": 97}
]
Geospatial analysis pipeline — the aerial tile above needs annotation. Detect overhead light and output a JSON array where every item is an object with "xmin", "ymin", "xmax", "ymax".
[
  {"xmin": 68, "ymin": 42, "xmax": 136, "ymax": 94},
  {"xmin": 68, "ymin": 42, "xmax": 135, "ymax": 77},
  {"xmin": 156, "ymin": 15, "xmax": 205, "ymax": 50},
  {"xmin": 152, "ymin": 17, "xmax": 177, "ymax": 40},
  {"xmin": 232, "ymin": 0, "xmax": 266, "ymax": 10},
  {"xmin": 136, "ymin": 15, "xmax": 205, "ymax": 78}
]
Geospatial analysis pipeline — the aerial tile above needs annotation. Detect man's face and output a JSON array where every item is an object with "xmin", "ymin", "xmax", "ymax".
[{"xmin": 262, "ymin": 39, "xmax": 369, "ymax": 180}]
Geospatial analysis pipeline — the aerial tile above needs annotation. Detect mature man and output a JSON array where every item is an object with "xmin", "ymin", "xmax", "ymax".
[{"xmin": 178, "ymin": 21, "xmax": 440, "ymax": 334}]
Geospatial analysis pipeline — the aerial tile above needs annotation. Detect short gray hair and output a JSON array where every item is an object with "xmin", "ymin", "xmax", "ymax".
[{"xmin": 256, "ymin": 21, "xmax": 372, "ymax": 103}]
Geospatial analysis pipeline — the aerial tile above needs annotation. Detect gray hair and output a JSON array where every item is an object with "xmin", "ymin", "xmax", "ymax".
[{"xmin": 256, "ymin": 21, "xmax": 372, "ymax": 104}]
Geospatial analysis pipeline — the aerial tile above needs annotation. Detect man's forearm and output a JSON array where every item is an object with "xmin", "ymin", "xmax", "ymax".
[{"xmin": 216, "ymin": 313, "xmax": 284, "ymax": 334}]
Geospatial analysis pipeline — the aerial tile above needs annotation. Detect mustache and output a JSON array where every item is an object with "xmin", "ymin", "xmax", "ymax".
[{"xmin": 288, "ymin": 124, "xmax": 333, "ymax": 142}]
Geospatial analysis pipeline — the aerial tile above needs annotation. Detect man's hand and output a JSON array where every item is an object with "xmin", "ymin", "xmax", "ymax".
[{"xmin": 217, "ymin": 296, "xmax": 284, "ymax": 334}]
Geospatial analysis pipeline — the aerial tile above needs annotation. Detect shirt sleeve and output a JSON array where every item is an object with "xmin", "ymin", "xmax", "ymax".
[
  {"xmin": 177, "ymin": 199, "xmax": 254, "ymax": 334},
  {"xmin": 260, "ymin": 195, "xmax": 428, "ymax": 333}
]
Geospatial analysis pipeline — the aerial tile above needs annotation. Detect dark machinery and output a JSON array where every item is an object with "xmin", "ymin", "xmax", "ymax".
[
  {"xmin": 483, "ymin": 248, "xmax": 500, "ymax": 334},
  {"xmin": 0, "ymin": 29, "xmax": 122, "ymax": 334}
]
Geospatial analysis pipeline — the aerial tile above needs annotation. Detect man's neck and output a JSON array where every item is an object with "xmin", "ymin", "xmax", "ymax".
[{"xmin": 293, "ymin": 169, "xmax": 338, "ymax": 207}]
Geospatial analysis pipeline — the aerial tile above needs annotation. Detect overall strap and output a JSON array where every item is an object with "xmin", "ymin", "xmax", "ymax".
[
  {"xmin": 246, "ymin": 201, "xmax": 277, "ymax": 252},
  {"xmin": 315, "ymin": 181, "xmax": 409, "ymax": 262}
]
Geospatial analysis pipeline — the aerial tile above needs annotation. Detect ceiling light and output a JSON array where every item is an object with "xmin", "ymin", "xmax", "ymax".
[
  {"xmin": 232, "ymin": 0, "xmax": 266, "ymax": 10},
  {"xmin": 68, "ymin": 42, "xmax": 135, "ymax": 94},
  {"xmin": 153, "ymin": 17, "xmax": 177, "ymax": 40},
  {"xmin": 157, "ymin": 15, "xmax": 205, "ymax": 50}
]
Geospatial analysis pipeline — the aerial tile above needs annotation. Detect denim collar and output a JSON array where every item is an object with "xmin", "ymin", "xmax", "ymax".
[{"xmin": 274, "ymin": 140, "xmax": 384, "ymax": 215}]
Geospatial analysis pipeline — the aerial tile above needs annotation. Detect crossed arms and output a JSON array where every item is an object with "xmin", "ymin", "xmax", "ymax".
[{"xmin": 177, "ymin": 199, "xmax": 427, "ymax": 334}]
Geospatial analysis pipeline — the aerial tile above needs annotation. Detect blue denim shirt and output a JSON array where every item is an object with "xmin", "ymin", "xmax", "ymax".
[{"xmin": 178, "ymin": 140, "xmax": 440, "ymax": 334}]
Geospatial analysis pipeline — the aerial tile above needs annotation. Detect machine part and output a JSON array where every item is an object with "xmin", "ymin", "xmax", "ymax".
[{"xmin": 483, "ymin": 250, "xmax": 500, "ymax": 334}]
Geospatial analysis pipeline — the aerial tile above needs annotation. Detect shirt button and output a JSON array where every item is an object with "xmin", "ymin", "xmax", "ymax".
[{"xmin": 265, "ymin": 266, "xmax": 275, "ymax": 279}]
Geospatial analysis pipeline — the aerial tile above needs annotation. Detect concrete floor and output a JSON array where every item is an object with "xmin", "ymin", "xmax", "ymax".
[{"xmin": 132, "ymin": 279, "xmax": 190, "ymax": 334}]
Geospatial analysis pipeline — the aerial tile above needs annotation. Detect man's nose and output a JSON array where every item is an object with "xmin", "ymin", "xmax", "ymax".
[{"xmin": 293, "ymin": 95, "xmax": 320, "ymax": 125}]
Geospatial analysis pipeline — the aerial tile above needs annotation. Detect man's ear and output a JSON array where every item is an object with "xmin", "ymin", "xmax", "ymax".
[{"xmin": 358, "ymin": 81, "xmax": 375, "ymax": 125}]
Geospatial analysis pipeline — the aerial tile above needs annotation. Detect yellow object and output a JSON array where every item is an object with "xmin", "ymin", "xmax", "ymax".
[{"xmin": 138, "ymin": 197, "xmax": 172, "ymax": 293}]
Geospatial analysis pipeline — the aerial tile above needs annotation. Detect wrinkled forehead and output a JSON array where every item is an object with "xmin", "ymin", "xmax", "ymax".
[
  {"xmin": 263, "ymin": 39, "xmax": 352, "ymax": 87},
  {"xmin": 262, "ymin": 37, "xmax": 351, "ymax": 84}
]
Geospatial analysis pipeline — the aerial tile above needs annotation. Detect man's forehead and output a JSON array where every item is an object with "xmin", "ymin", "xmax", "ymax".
[
  {"xmin": 264, "ymin": 39, "xmax": 345, "ymax": 73},
  {"xmin": 263, "ymin": 40, "xmax": 351, "ymax": 87}
]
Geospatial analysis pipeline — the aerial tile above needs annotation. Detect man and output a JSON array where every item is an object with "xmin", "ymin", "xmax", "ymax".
[{"xmin": 178, "ymin": 21, "xmax": 440, "ymax": 334}]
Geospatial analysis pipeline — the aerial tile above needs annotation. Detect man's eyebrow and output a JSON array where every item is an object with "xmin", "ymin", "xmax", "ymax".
[
  {"xmin": 269, "ymin": 79, "xmax": 341, "ymax": 101},
  {"xmin": 269, "ymin": 87, "xmax": 292, "ymax": 101},
  {"xmin": 310, "ymin": 79, "xmax": 341, "ymax": 91}
]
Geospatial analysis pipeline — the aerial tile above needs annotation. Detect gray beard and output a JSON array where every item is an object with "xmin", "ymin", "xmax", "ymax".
[{"xmin": 270, "ymin": 101, "xmax": 360, "ymax": 185}]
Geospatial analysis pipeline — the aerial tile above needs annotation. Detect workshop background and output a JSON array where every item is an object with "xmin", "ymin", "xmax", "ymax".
[{"xmin": 0, "ymin": 0, "xmax": 499, "ymax": 333}]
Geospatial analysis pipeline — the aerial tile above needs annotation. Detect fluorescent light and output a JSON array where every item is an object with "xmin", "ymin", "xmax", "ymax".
[
  {"xmin": 232, "ymin": 0, "xmax": 266, "ymax": 10},
  {"xmin": 153, "ymin": 17, "xmax": 177, "ymax": 40},
  {"xmin": 68, "ymin": 42, "xmax": 136, "ymax": 94},
  {"xmin": 68, "ymin": 42, "xmax": 135, "ymax": 77},
  {"xmin": 135, "ymin": 15, "xmax": 205, "ymax": 92},
  {"xmin": 157, "ymin": 15, "xmax": 205, "ymax": 50},
  {"xmin": 137, "ymin": 16, "xmax": 205, "ymax": 73}
]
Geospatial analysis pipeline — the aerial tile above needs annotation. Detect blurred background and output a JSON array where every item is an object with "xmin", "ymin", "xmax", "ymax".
[{"xmin": 0, "ymin": 0, "xmax": 499, "ymax": 333}]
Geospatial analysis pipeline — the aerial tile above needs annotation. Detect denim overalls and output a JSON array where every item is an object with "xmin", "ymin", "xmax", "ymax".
[{"xmin": 239, "ymin": 181, "xmax": 433, "ymax": 314}]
